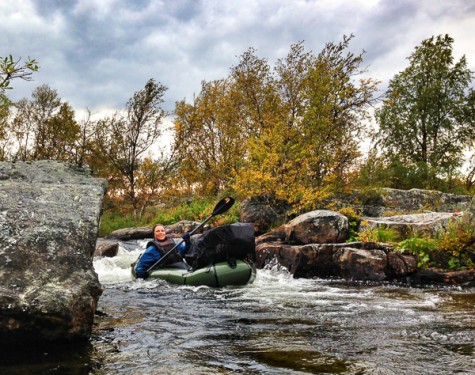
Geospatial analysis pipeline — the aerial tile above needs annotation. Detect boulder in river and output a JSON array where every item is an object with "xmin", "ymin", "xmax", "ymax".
[
  {"xmin": 285, "ymin": 210, "xmax": 349, "ymax": 244},
  {"xmin": 0, "ymin": 161, "xmax": 107, "ymax": 344},
  {"xmin": 94, "ymin": 239, "xmax": 119, "ymax": 257}
]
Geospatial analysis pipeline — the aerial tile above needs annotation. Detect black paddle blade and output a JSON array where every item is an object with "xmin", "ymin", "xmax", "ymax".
[{"xmin": 212, "ymin": 197, "xmax": 235, "ymax": 216}]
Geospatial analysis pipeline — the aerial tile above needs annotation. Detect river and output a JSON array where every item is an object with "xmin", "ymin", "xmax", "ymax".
[{"xmin": 2, "ymin": 240, "xmax": 475, "ymax": 374}]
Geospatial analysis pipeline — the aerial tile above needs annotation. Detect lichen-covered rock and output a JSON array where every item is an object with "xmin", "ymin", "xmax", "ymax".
[
  {"xmin": 360, "ymin": 212, "xmax": 460, "ymax": 239},
  {"xmin": 0, "ymin": 161, "xmax": 107, "ymax": 344},
  {"xmin": 355, "ymin": 188, "xmax": 470, "ymax": 216},
  {"xmin": 240, "ymin": 189, "xmax": 471, "ymax": 222},
  {"xmin": 285, "ymin": 210, "xmax": 349, "ymax": 244}
]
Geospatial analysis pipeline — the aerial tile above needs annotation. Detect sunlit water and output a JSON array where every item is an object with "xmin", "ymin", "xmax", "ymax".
[{"xmin": 2, "ymin": 240, "xmax": 475, "ymax": 374}]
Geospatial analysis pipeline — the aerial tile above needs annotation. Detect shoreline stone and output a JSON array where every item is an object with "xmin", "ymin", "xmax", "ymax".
[{"xmin": 254, "ymin": 207, "xmax": 475, "ymax": 287}]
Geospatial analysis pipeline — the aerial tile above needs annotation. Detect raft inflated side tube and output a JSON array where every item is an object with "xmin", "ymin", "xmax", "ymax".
[{"xmin": 138, "ymin": 260, "xmax": 256, "ymax": 287}]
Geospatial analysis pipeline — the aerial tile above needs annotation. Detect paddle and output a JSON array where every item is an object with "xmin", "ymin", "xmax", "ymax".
[{"xmin": 146, "ymin": 196, "xmax": 235, "ymax": 274}]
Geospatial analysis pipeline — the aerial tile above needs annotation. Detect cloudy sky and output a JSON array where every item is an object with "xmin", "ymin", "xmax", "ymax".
[{"xmin": 2, "ymin": 0, "xmax": 475, "ymax": 119}]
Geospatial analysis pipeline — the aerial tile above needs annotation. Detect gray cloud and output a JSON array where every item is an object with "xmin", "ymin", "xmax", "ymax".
[{"xmin": 2, "ymin": 0, "xmax": 474, "ymax": 114}]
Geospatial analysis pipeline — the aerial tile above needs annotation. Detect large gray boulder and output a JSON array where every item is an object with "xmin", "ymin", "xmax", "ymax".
[
  {"xmin": 285, "ymin": 210, "xmax": 349, "ymax": 244},
  {"xmin": 0, "ymin": 161, "xmax": 107, "ymax": 344}
]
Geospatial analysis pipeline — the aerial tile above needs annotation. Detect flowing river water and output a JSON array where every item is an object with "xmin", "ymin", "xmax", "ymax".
[{"xmin": 2, "ymin": 240, "xmax": 475, "ymax": 374}]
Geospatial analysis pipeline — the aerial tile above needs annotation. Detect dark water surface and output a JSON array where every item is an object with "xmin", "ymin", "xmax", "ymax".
[{"xmin": 1, "ymin": 243, "xmax": 474, "ymax": 374}]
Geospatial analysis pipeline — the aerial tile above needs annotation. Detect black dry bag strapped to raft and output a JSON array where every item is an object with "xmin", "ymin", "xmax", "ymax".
[{"xmin": 185, "ymin": 223, "xmax": 255, "ymax": 270}]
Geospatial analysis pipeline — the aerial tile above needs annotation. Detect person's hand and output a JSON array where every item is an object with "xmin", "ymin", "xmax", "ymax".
[{"xmin": 182, "ymin": 233, "xmax": 191, "ymax": 242}]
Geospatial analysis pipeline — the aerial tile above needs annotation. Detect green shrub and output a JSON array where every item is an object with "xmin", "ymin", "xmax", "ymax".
[
  {"xmin": 435, "ymin": 219, "xmax": 475, "ymax": 269},
  {"xmin": 357, "ymin": 221, "xmax": 399, "ymax": 243},
  {"xmin": 395, "ymin": 237, "xmax": 438, "ymax": 269},
  {"xmin": 393, "ymin": 218, "xmax": 475, "ymax": 270},
  {"xmin": 339, "ymin": 206, "xmax": 362, "ymax": 242},
  {"xmin": 338, "ymin": 206, "xmax": 361, "ymax": 222}
]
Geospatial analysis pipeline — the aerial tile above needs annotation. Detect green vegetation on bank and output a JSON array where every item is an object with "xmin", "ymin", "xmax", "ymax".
[
  {"xmin": 100, "ymin": 198, "xmax": 475, "ymax": 272},
  {"xmin": 354, "ymin": 216, "xmax": 475, "ymax": 271},
  {"xmin": 99, "ymin": 197, "xmax": 241, "ymax": 236}
]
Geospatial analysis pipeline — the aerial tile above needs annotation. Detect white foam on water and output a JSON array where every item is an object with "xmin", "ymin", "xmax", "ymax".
[
  {"xmin": 93, "ymin": 242, "xmax": 144, "ymax": 285},
  {"xmin": 92, "ymin": 239, "xmax": 450, "ymax": 327}
]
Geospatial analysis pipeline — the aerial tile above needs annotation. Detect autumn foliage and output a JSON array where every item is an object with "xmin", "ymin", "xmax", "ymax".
[{"xmin": 1, "ymin": 34, "xmax": 474, "ymax": 221}]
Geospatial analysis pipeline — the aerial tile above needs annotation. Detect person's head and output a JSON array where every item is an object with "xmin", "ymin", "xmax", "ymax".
[{"xmin": 152, "ymin": 224, "xmax": 167, "ymax": 241}]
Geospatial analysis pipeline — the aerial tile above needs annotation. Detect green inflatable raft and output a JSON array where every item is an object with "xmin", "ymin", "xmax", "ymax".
[{"xmin": 132, "ymin": 260, "xmax": 256, "ymax": 287}]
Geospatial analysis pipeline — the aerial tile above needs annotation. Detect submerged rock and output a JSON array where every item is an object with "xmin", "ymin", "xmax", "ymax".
[{"xmin": 0, "ymin": 161, "xmax": 107, "ymax": 344}]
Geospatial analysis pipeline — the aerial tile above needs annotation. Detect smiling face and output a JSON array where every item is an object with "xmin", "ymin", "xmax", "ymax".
[{"xmin": 153, "ymin": 225, "xmax": 167, "ymax": 241}]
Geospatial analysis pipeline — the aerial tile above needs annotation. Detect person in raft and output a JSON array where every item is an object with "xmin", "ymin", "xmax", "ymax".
[{"xmin": 134, "ymin": 224, "xmax": 191, "ymax": 279}]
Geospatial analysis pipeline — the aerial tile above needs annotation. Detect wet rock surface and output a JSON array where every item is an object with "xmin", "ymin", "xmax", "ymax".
[
  {"xmin": 255, "ymin": 208, "xmax": 475, "ymax": 286},
  {"xmin": 94, "ymin": 239, "xmax": 119, "ymax": 257}
]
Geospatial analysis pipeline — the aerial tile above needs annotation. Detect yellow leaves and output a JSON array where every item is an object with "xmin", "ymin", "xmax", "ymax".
[{"xmin": 171, "ymin": 38, "xmax": 378, "ymax": 212}]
